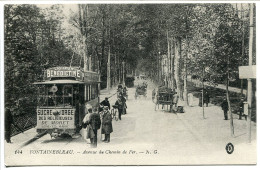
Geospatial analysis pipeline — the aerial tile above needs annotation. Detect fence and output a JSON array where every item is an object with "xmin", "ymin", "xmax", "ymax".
[{"xmin": 11, "ymin": 106, "xmax": 37, "ymax": 137}]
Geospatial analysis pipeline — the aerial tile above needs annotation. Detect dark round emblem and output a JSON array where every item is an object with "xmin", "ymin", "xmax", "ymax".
[{"xmin": 226, "ymin": 143, "xmax": 234, "ymax": 154}]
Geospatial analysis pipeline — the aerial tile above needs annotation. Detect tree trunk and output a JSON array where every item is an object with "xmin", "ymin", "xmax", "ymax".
[
  {"xmin": 183, "ymin": 37, "xmax": 188, "ymax": 103},
  {"xmin": 167, "ymin": 30, "xmax": 170, "ymax": 88},
  {"xmin": 170, "ymin": 38, "xmax": 174, "ymax": 90},
  {"xmin": 84, "ymin": 37, "xmax": 88, "ymax": 72},
  {"xmin": 174, "ymin": 37, "xmax": 182, "ymax": 99},
  {"xmin": 107, "ymin": 46, "xmax": 111, "ymax": 90}
]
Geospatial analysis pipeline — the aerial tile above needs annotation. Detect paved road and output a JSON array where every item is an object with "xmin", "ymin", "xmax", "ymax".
[{"xmin": 5, "ymin": 80, "xmax": 256, "ymax": 165}]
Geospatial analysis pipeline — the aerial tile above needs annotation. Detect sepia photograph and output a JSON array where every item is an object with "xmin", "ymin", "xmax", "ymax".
[{"xmin": 1, "ymin": 0, "xmax": 257, "ymax": 166}]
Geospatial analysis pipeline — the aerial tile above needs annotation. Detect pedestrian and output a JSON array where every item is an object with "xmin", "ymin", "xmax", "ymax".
[
  {"xmin": 115, "ymin": 97, "xmax": 124, "ymax": 120},
  {"xmin": 5, "ymin": 107, "xmax": 14, "ymax": 143},
  {"xmin": 100, "ymin": 97, "xmax": 110, "ymax": 110},
  {"xmin": 173, "ymin": 92, "xmax": 179, "ymax": 107},
  {"xmin": 203, "ymin": 90, "xmax": 210, "ymax": 107},
  {"xmin": 199, "ymin": 91, "xmax": 202, "ymax": 107},
  {"xmin": 120, "ymin": 94, "xmax": 127, "ymax": 114},
  {"xmin": 82, "ymin": 104, "xmax": 92, "ymax": 143},
  {"xmin": 221, "ymin": 98, "xmax": 229, "ymax": 120},
  {"xmin": 101, "ymin": 106, "xmax": 113, "ymax": 143},
  {"xmin": 239, "ymin": 98, "xmax": 245, "ymax": 120},
  {"xmin": 87, "ymin": 107, "xmax": 101, "ymax": 148}
]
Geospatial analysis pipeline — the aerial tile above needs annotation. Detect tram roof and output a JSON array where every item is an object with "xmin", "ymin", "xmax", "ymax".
[{"xmin": 33, "ymin": 80, "xmax": 85, "ymax": 85}]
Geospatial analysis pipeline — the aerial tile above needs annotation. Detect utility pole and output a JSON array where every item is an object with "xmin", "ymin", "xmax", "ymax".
[
  {"xmin": 227, "ymin": 55, "xmax": 235, "ymax": 137},
  {"xmin": 247, "ymin": 3, "xmax": 254, "ymax": 143},
  {"xmin": 240, "ymin": 3, "xmax": 245, "ymax": 98}
]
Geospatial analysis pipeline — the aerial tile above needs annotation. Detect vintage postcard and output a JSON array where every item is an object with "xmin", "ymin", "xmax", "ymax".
[{"xmin": 1, "ymin": 0, "xmax": 257, "ymax": 167}]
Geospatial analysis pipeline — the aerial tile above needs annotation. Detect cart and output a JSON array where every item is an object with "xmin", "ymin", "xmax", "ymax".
[
  {"xmin": 135, "ymin": 85, "xmax": 147, "ymax": 99},
  {"xmin": 152, "ymin": 87, "xmax": 178, "ymax": 112}
]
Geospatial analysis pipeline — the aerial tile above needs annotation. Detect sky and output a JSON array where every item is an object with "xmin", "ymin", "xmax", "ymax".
[{"xmin": 37, "ymin": 4, "xmax": 78, "ymax": 17}]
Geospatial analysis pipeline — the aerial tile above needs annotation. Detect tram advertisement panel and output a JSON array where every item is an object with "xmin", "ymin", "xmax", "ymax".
[
  {"xmin": 37, "ymin": 108, "xmax": 75, "ymax": 129},
  {"xmin": 44, "ymin": 67, "xmax": 84, "ymax": 81}
]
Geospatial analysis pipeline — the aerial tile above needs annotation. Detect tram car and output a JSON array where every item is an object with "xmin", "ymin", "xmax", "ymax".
[{"xmin": 34, "ymin": 67, "xmax": 100, "ymax": 138}]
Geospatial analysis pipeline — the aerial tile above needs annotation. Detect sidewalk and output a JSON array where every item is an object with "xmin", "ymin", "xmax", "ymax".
[
  {"xmin": 177, "ymin": 95, "xmax": 256, "ymax": 163},
  {"xmin": 100, "ymin": 86, "xmax": 118, "ymax": 98}
]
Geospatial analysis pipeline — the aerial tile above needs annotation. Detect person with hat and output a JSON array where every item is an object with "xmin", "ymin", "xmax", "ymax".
[
  {"xmin": 221, "ymin": 98, "xmax": 229, "ymax": 120},
  {"xmin": 82, "ymin": 106, "xmax": 91, "ymax": 143},
  {"xmin": 101, "ymin": 106, "xmax": 113, "ymax": 143},
  {"xmin": 100, "ymin": 97, "xmax": 110, "ymax": 110},
  {"xmin": 87, "ymin": 107, "xmax": 101, "ymax": 148},
  {"xmin": 199, "ymin": 91, "xmax": 203, "ymax": 107},
  {"xmin": 115, "ymin": 97, "xmax": 124, "ymax": 120},
  {"xmin": 204, "ymin": 90, "xmax": 210, "ymax": 107}
]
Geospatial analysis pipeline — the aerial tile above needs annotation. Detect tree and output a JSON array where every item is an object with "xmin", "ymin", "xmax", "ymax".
[{"xmin": 5, "ymin": 4, "xmax": 77, "ymax": 112}]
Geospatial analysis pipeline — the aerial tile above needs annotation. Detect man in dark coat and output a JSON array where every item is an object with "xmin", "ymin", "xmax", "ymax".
[
  {"xmin": 100, "ymin": 97, "xmax": 110, "ymax": 110},
  {"xmin": 239, "ymin": 98, "xmax": 245, "ymax": 120},
  {"xmin": 115, "ymin": 97, "xmax": 124, "ymax": 120},
  {"xmin": 5, "ymin": 108, "xmax": 14, "ymax": 143},
  {"xmin": 199, "ymin": 92, "xmax": 202, "ymax": 107},
  {"xmin": 87, "ymin": 107, "xmax": 101, "ymax": 148},
  {"xmin": 204, "ymin": 90, "xmax": 210, "ymax": 107},
  {"xmin": 101, "ymin": 106, "xmax": 113, "ymax": 143},
  {"xmin": 221, "ymin": 98, "xmax": 229, "ymax": 120}
]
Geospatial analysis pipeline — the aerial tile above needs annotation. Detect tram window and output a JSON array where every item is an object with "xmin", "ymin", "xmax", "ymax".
[
  {"xmin": 54, "ymin": 85, "xmax": 61, "ymax": 107},
  {"xmin": 38, "ymin": 86, "xmax": 48, "ymax": 107},
  {"xmin": 37, "ymin": 85, "xmax": 74, "ymax": 108},
  {"xmin": 91, "ymin": 84, "xmax": 98, "ymax": 100},
  {"xmin": 63, "ymin": 85, "xmax": 73, "ymax": 107},
  {"xmin": 48, "ymin": 96, "xmax": 55, "ymax": 106}
]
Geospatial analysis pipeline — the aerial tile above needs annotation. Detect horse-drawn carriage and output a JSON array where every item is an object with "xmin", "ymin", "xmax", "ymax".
[
  {"xmin": 152, "ymin": 86, "xmax": 179, "ymax": 112},
  {"xmin": 135, "ymin": 84, "xmax": 147, "ymax": 99}
]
